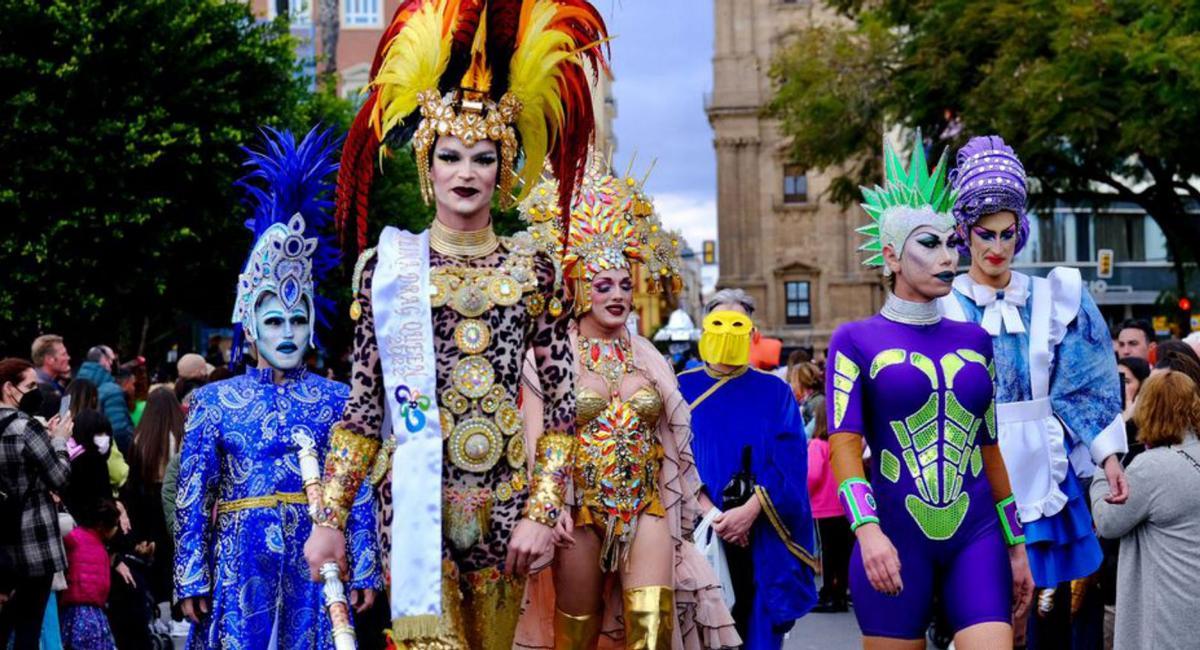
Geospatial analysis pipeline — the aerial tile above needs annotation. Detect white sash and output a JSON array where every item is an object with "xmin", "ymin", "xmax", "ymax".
[{"xmin": 373, "ymin": 227, "xmax": 444, "ymax": 621}]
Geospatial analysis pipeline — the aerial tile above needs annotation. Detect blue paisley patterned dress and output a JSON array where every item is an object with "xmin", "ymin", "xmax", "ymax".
[{"xmin": 174, "ymin": 368, "xmax": 381, "ymax": 650}]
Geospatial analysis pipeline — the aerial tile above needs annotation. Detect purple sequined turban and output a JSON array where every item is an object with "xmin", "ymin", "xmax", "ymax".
[{"xmin": 949, "ymin": 135, "xmax": 1029, "ymax": 255}]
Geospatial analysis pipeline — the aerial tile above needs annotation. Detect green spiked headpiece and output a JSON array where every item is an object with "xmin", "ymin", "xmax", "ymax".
[{"xmin": 857, "ymin": 131, "xmax": 958, "ymax": 274}]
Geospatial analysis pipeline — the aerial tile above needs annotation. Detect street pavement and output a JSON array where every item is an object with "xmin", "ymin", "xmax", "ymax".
[
  {"xmin": 784, "ymin": 608, "xmax": 938, "ymax": 649},
  {"xmin": 784, "ymin": 609, "xmax": 862, "ymax": 649}
]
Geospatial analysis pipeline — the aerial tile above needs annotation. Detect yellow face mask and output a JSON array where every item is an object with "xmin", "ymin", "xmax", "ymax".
[{"xmin": 699, "ymin": 310, "xmax": 753, "ymax": 366}]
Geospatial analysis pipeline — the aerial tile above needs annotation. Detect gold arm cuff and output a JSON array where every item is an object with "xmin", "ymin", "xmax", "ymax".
[
  {"xmin": 216, "ymin": 492, "xmax": 308, "ymax": 515},
  {"xmin": 319, "ymin": 426, "xmax": 381, "ymax": 530},
  {"xmin": 523, "ymin": 432, "xmax": 575, "ymax": 527},
  {"xmin": 754, "ymin": 485, "xmax": 821, "ymax": 572},
  {"xmin": 368, "ymin": 437, "xmax": 398, "ymax": 487}
]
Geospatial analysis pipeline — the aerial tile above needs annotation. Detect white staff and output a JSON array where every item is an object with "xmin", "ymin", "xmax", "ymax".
[{"xmin": 298, "ymin": 438, "xmax": 357, "ymax": 650}]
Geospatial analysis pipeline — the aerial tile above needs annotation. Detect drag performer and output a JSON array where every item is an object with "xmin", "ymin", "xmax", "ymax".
[
  {"xmin": 677, "ymin": 288, "xmax": 819, "ymax": 650},
  {"xmin": 302, "ymin": 2, "xmax": 608, "ymax": 648},
  {"xmin": 512, "ymin": 155, "xmax": 739, "ymax": 650},
  {"xmin": 938, "ymin": 136, "xmax": 1128, "ymax": 638},
  {"xmin": 174, "ymin": 126, "xmax": 382, "ymax": 649},
  {"xmin": 826, "ymin": 134, "xmax": 1034, "ymax": 647}
]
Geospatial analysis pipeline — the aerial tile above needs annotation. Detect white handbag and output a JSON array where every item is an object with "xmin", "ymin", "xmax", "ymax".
[{"xmin": 694, "ymin": 508, "xmax": 736, "ymax": 610}]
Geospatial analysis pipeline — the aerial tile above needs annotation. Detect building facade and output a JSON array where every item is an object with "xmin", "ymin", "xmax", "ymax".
[{"xmin": 708, "ymin": 0, "xmax": 879, "ymax": 352}]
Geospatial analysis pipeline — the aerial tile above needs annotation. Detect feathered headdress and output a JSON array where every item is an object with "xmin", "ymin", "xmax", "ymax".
[
  {"xmin": 857, "ymin": 130, "xmax": 957, "ymax": 274},
  {"xmin": 520, "ymin": 150, "xmax": 684, "ymax": 314},
  {"xmin": 230, "ymin": 126, "xmax": 341, "ymax": 365},
  {"xmin": 336, "ymin": 0, "xmax": 609, "ymax": 254}
]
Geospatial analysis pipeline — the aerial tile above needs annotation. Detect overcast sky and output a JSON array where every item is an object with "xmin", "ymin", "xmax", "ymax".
[{"xmin": 597, "ymin": 1, "xmax": 717, "ymax": 259}]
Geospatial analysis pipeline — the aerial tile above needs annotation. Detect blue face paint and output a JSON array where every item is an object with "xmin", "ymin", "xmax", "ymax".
[{"xmin": 253, "ymin": 294, "xmax": 310, "ymax": 371}]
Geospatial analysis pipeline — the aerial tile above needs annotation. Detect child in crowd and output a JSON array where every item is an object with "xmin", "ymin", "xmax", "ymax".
[{"xmin": 60, "ymin": 499, "xmax": 120, "ymax": 650}]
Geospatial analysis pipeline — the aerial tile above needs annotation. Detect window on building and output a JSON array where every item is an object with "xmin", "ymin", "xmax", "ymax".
[
  {"xmin": 269, "ymin": 0, "xmax": 312, "ymax": 27},
  {"xmin": 340, "ymin": 64, "xmax": 371, "ymax": 107},
  {"xmin": 785, "ymin": 281, "xmax": 811, "ymax": 325},
  {"xmin": 294, "ymin": 0, "xmax": 313, "ymax": 26},
  {"xmin": 783, "ymin": 165, "xmax": 808, "ymax": 204},
  {"xmin": 1017, "ymin": 209, "xmax": 1172, "ymax": 265},
  {"xmin": 344, "ymin": 0, "xmax": 382, "ymax": 27},
  {"xmin": 1143, "ymin": 216, "xmax": 1169, "ymax": 261},
  {"xmin": 1030, "ymin": 212, "xmax": 1077, "ymax": 264}
]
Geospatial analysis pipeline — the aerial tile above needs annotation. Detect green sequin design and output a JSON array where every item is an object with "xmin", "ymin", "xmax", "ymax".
[
  {"xmin": 880, "ymin": 450, "xmax": 901, "ymax": 483},
  {"xmin": 833, "ymin": 352, "xmax": 861, "ymax": 429},
  {"xmin": 872, "ymin": 348, "xmax": 992, "ymax": 541}
]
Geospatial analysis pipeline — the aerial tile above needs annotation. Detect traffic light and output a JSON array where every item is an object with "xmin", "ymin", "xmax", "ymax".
[
  {"xmin": 1097, "ymin": 248, "xmax": 1114, "ymax": 279},
  {"xmin": 1180, "ymin": 296, "xmax": 1193, "ymax": 313}
]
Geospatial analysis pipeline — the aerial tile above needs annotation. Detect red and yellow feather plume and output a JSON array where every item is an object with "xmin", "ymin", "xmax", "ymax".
[
  {"xmin": 335, "ymin": 0, "xmax": 608, "ymax": 257},
  {"xmin": 507, "ymin": 0, "xmax": 607, "ymax": 211}
]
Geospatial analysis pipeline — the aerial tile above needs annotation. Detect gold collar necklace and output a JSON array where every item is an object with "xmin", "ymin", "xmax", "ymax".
[{"xmin": 430, "ymin": 219, "xmax": 499, "ymax": 259}]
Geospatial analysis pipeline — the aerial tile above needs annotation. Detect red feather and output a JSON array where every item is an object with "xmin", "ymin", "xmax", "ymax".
[
  {"xmin": 542, "ymin": 0, "xmax": 608, "ymax": 238},
  {"xmin": 486, "ymin": 0, "xmax": 522, "ymax": 98},
  {"xmin": 550, "ymin": 66, "xmax": 595, "ymax": 235},
  {"xmin": 335, "ymin": 93, "xmax": 380, "ymax": 256},
  {"xmin": 443, "ymin": 0, "xmax": 485, "ymax": 91}
]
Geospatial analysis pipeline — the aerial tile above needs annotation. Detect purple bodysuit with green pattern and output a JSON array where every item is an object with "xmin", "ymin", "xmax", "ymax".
[{"xmin": 826, "ymin": 312, "xmax": 1012, "ymax": 639}]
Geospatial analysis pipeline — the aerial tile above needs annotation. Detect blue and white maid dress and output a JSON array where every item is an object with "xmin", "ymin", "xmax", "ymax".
[{"xmin": 939, "ymin": 136, "xmax": 1126, "ymax": 587}]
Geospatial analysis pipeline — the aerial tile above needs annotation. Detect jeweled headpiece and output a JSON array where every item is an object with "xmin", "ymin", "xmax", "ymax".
[
  {"xmin": 521, "ymin": 151, "xmax": 684, "ymax": 314},
  {"xmin": 336, "ymin": 0, "xmax": 609, "ymax": 253},
  {"xmin": 231, "ymin": 127, "xmax": 340, "ymax": 358},
  {"xmin": 949, "ymin": 134, "xmax": 1029, "ymax": 255},
  {"xmin": 858, "ymin": 131, "xmax": 958, "ymax": 275}
]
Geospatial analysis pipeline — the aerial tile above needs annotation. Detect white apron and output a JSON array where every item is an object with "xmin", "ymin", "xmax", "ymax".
[{"xmin": 940, "ymin": 275, "xmax": 1070, "ymax": 523}]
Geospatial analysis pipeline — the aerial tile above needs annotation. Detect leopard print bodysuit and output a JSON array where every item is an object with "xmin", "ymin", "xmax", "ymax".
[{"xmin": 338, "ymin": 231, "xmax": 575, "ymax": 574}]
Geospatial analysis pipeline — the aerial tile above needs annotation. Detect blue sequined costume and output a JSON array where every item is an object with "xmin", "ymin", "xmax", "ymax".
[
  {"xmin": 174, "ymin": 368, "xmax": 381, "ymax": 650},
  {"xmin": 941, "ymin": 269, "xmax": 1124, "ymax": 586}
]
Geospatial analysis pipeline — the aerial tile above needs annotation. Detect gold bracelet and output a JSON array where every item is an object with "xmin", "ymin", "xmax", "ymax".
[
  {"xmin": 319, "ymin": 426, "xmax": 381, "ymax": 530},
  {"xmin": 523, "ymin": 432, "xmax": 574, "ymax": 527}
]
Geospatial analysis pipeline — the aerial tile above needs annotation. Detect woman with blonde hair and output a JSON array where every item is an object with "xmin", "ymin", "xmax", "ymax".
[{"xmin": 1091, "ymin": 370, "xmax": 1200, "ymax": 649}]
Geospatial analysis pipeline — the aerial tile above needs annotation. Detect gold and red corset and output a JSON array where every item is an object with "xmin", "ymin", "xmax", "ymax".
[{"xmin": 573, "ymin": 387, "xmax": 665, "ymax": 568}]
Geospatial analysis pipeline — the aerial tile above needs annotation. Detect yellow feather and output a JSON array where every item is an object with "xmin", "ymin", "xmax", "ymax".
[
  {"xmin": 507, "ymin": 0, "xmax": 583, "ymax": 198},
  {"xmin": 371, "ymin": 0, "xmax": 455, "ymax": 139}
]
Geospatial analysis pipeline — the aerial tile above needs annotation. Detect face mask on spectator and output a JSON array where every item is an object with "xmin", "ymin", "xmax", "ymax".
[
  {"xmin": 93, "ymin": 434, "xmax": 111, "ymax": 455},
  {"xmin": 17, "ymin": 385, "xmax": 44, "ymax": 416}
]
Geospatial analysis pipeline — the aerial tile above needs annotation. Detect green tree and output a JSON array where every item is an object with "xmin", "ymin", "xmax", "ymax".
[
  {"xmin": 768, "ymin": 0, "xmax": 1200, "ymax": 324},
  {"xmin": 0, "ymin": 0, "xmax": 439, "ymax": 363},
  {"xmin": 0, "ymin": 0, "xmax": 310, "ymax": 356}
]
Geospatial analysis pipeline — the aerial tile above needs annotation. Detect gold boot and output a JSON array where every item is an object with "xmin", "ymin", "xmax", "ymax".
[
  {"xmin": 458, "ymin": 566, "xmax": 526, "ymax": 650},
  {"xmin": 554, "ymin": 608, "xmax": 601, "ymax": 650},
  {"xmin": 622, "ymin": 586, "xmax": 674, "ymax": 650}
]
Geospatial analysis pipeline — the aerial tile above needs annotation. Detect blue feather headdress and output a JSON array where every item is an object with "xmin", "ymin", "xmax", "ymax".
[{"xmin": 229, "ymin": 126, "xmax": 342, "ymax": 367}]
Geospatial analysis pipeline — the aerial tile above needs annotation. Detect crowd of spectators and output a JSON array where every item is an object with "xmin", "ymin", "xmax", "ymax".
[{"xmin": 0, "ymin": 335, "xmax": 215, "ymax": 649}]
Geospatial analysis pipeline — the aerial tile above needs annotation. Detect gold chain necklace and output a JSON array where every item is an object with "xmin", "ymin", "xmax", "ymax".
[
  {"xmin": 580, "ymin": 336, "xmax": 634, "ymax": 396},
  {"xmin": 430, "ymin": 219, "xmax": 500, "ymax": 259}
]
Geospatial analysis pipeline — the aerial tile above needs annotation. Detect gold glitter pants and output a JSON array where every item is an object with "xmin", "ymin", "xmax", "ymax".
[{"xmin": 387, "ymin": 562, "xmax": 526, "ymax": 650}]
